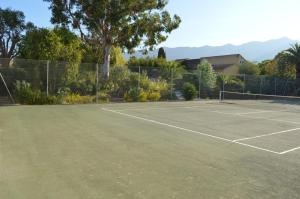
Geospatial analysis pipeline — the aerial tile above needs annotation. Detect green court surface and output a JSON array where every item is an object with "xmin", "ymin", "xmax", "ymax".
[{"xmin": 1, "ymin": 101, "xmax": 300, "ymax": 198}]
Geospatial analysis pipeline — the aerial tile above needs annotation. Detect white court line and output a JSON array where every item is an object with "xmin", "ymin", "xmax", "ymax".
[
  {"xmin": 102, "ymin": 106, "xmax": 205, "ymax": 112},
  {"xmin": 102, "ymin": 108, "xmax": 232, "ymax": 142},
  {"xmin": 238, "ymin": 114, "xmax": 300, "ymax": 125},
  {"xmin": 102, "ymin": 108, "xmax": 281, "ymax": 155},
  {"xmin": 212, "ymin": 110, "xmax": 300, "ymax": 125},
  {"xmin": 212, "ymin": 110, "xmax": 237, "ymax": 115},
  {"xmin": 238, "ymin": 110, "xmax": 277, "ymax": 115},
  {"xmin": 280, "ymin": 146, "xmax": 300, "ymax": 154},
  {"xmin": 233, "ymin": 128, "xmax": 300, "ymax": 142},
  {"xmin": 234, "ymin": 141, "xmax": 281, "ymax": 155}
]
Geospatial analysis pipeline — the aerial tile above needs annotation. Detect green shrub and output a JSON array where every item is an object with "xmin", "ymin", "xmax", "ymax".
[
  {"xmin": 68, "ymin": 80, "xmax": 94, "ymax": 96},
  {"xmin": 100, "ymin": 66, "xmax": 130, "ymax": 97},
  {"xmin": 124, "ymin": 88, "xmax": 140, "ymax": 102},
  {"xmin": 63, "ymin": 94, "xmax": 94, "ymax": 104},
  {"xmin": 14, "ymin": 80, "xmax": 61, "ymax": 105},
  {"xmin": 182, "ymin": 83, "xmax": 197, "ymax": 101},
  {"xmin": 97, "ymin": 92, "xmax": 110, "ymax": 103},
  {"xmin": 139, "ymin": 91, "xmax": 148, "ymax": 102},
  {"xmin": 57, "ymin": 87, "xmax": 71, "ymax": 96},
  {"xmin": 148, "ymin": 92, "xmax": 161, "ymax": 101}
]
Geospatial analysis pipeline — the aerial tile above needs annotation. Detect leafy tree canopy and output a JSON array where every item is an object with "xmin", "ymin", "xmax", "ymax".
[
  {"xmin": 82, "ymin": 44, "xmax": 126, "ymax": 66},
  {"xmin": 286, "ymin": 43, "xmax": 300, "ymax": 78},
  {"xmin": 19, "ymin": 27, "xmax": 82, "ymax": 63},
  {"xmin": 258, "ymin": 52, "xmax": 296, "ymax": 79},
  {"xmin": 238, "ymin": 61, "xmax": 260, "ymax": 75},
  {"xmin": 0, "ymin": 7, "xmax": 32, "ymax": 60},
  {"xmin": 275, "ymin": 52, "xmax": 296, "ymax": 79},
  {"xmin": 258, "ymin": 60, "xmax": 276, "ymax": 76},
  {"xmin": 43, "ymin": 0, "xmax": 181, "ymax": 77}
]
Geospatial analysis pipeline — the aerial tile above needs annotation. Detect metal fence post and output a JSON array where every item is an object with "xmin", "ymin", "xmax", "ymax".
[
  {"xmin": 46, "ymin": 60, "xmax": 49, "ymax": 96},
  {"xmin": 96, "ymin": 63, "xmax": 99, "ymax": 103},
  {"xmin": 260, "ymin": 76, "xmax": 263, "ymax": 94},
  {"xmin": 243, "ymin": 73, "xmax": 246, "ymax": 93},
  {"xmin": 170, "ymin": 68, "xmax": 174, "ymax": 100},
  {"xmin": 198, "ymin": 71, "xmax": 201, "ymax": 100},
  {"xmin": 222, "ymin": 78, "xmax": 225, "ymax": 92},
  {"xmin": 275, "ymin": 77, "xmax": 277, "ymax": 95},
  {"xmin": 138, "ymin": 66, "xmax": 141, "ymax": 90}
]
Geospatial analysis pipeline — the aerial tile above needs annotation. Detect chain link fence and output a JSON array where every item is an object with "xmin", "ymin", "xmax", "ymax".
[{"xmin": 0, "ymin": 58, "xmax": 299, "ymax": 104}]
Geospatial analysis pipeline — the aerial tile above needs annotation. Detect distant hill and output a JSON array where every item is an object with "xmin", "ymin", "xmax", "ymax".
[{"xmin": 125, "ymin": 37, "xmax": 299, "ymax": 62}]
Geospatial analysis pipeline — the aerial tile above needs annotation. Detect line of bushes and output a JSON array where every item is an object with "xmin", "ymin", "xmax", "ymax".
[{"xmin": 14, "ymin": 81, "xmax": 97, "ymax": 105}]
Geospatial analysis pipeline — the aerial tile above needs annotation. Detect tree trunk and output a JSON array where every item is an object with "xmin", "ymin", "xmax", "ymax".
[{"xmin": 102, "ymin": 45, "xmax": 112, "ymax": 79}]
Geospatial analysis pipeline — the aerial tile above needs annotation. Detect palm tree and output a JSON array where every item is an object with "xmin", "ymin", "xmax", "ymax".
[{"xmin": 286, "ymin": 43, "xmax": 300, "ymax": 78}]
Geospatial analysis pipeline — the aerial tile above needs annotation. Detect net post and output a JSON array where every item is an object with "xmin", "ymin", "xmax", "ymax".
[
  {"xmin": 219, "ymin": 91, "xmax": 223, "ymax": 102},
  {"xmin": 46, "ymin": 60, "xmax": 49, "ymax": 97},
  {"xmin": 96, "ymin": 63, "xmax": 99, "ymax": 104}
]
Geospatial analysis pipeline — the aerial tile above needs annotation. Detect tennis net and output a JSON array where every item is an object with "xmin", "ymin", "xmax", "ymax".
[{"xmin": 219, "ymin": 91, "xmax": 300, "ymax": 112}]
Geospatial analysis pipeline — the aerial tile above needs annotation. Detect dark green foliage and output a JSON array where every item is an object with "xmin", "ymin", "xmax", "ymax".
[
  {"xmin": 19, "ymin": 27, "xmax": 82, "ymax": 63},
  {"xmin": 0, "ymin": 8, "xmax": 32, "ymax": 61},
  {"xmin": 239, "ymin": 61, "xmax": 260, "ymax": 75},
  {"xmin": 158, "ymin": 47, "xmax": 166, "ymax": 59},
  {"xmin": 286, "ymin": 43, "xmax": 300, "ymax": 78},
  {"xmin": 258, "ymin": 60, "xmax": 277, "ymax": 76},
  {"xmin": 258, "ymin": 52, "xmax": 296, "ymax": 80},
  {"xmin": 125, "ymin": 87, "xmax": 141, "ymax": 102},
  {"xmin": 275, "ymin": 52, "xmax": 296, "ymax": 79},
  {"xmin": 182, "ymin": 82, "xmax": 197, "ymax": 101},
  {"xmin": 14, "ymin": 81, "xmax": 61, "ymax": 105}
]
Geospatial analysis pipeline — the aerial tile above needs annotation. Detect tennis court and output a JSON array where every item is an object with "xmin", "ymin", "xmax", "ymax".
[{"xmin": 1, "ymin": 98, "xmax": 300, "ymax": 198}]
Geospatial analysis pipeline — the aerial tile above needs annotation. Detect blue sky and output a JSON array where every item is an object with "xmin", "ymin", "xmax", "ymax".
[{"xmin": 1, "ymin": 0, "xmax": 300, "ymax": 47}]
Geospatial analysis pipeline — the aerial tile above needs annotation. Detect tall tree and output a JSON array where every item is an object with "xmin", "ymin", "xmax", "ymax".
[
  {"xmin": 275, "ymin": 52, "xmax": 296, "ymax": 79},
  {"xmin": 286, "ymin": 43, "xmax": 300, "ymax": 78},
  {"xmin": 196, "ymin": 59, "xmax": 217, "ymax": 89},
  {"xmin": 239, "ymin": 61, "xmax": 260, "ymax": 75},
  {"xmin": 44, "ymin": 0, "xmax": 181, "ymax": 78},
  {"xmin": 158, "ymin": 47, "xmax": 166, "ymax": 59},
  {"xmin": 0, "ymin": 8, "xmax": 31, "ymax": 64}
]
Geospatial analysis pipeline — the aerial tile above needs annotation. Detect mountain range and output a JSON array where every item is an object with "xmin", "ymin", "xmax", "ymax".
[{"xmin": 125, "ymin": 37, "xmax": 299, "ymax": 62}]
